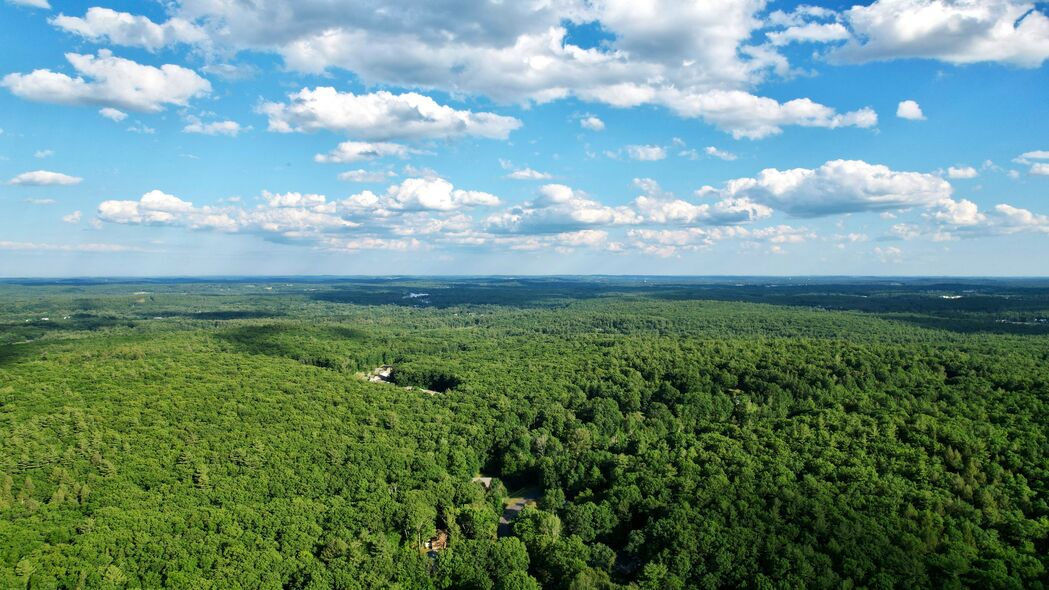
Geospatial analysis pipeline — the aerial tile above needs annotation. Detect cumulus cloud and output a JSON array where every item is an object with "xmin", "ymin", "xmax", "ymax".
[
  {"xmin": 6, "ymin": 0, "xmax": 50, "ymax": 9},
  {"xmin": 1014, "ymin": 150, "xmax": 1049, "ymax": 164},
  {"xmin": 1014, "ymin": 150, "xmax": 1049, "ymax": 174},
  {"xmin": 99, "ymin": 107, "xmax": 127, "ymax": 121},
  {"xmin": 635, "ymin": 195, "xmax": 772, "ymax": 225},
  {"xmin": 96, "ymin": 177, "xmax": 501, "ymax": 248},
  {"xmin": 34, "ymin": 149, "xmax": 54, "ymax": 159},
  {"xmin": 338, "ymin": 169, "xmax": 396, "ymax": 183},
  {"xmin": 985, "ymin": 204, "xmax": 1049, "ymax": 233},
  {"xmin": 893, "ymin": 196, "xmax": 1049, "ymax": 240},
  {"xmin": 183, "ymin": 117, "xmax": 245, "ymax": 136},
  {"xmin": 632, "ymin": 178, "xmax": 771, "ymax": 225},
  {"xmin": 2, "ymin": 50, "xmax": 210, "ymax": 112},
  {"xmin": 505, "ymin": 167, "xmax": 553, "ymax": 181},
  {"xmin": 660, "ymin": 89, "xmax": 877, "ymax": 139},
  {"xmin": 160, "ymin": 0, "xmax": 880, "ymax": 139},
  {"xmin": 625, "ymin": 145, "xmax": 667, "ymax": 161},
  {"xmin": 946, "ymin": 166, "xmax": 978, "ymax": 179},
  {"xmin": 383, "ymin": 177, "xmax": 500, "ymax": 211},
  {"xmin": 873, "ymin": 246, "xmax": 903, "ymax": 263},
  {"xmin": 487, "ymin": 183, "xmax": 640, "ymax": 234},
  {"xmin": 62, "ymin": 210, "xmax": 82, "ymax": 224},
  {"xmin": 712, "ymin": 159, "xmax": 952, "ymax": 217},
  {"xmin": 201, "ymin": 62, "xmax": 259, "ymax": 81},
  {"xmin": 9, "ymin": 170, "xmax": 82, "ymax": 186},
  {"xmin": 896, "ymin": 100, "xmax": 925, "ymax": 120},
  {"xmin": 254, "ymin": 3, "xmax": 772, "ymax": 101},
  {"xmin": 831, "ymin": 0, "xmax": 1049, "ymax": 67},
  {"xmin": 705, "ymin": 146, "xmax": 738, "ymax": 161},
  {"xmin": 51, "ymin": 7, "xmax": 207, "ymax": 51},
  {"xmin": 98, "ymin": 189, "xmax": 337, "ymax": 233},
  {"xmin": 321, "ymin": 236, "xmax": 423, "ymax": 252},
  {"xmin": 767, "ymin": 5, "xmax": 839, "ymax": 27},
  {"xmin": 260, "ymin": 88, "xmax": 521, "ymax": 141},
  {"xmin": 626, "ymin": 224, "xmax": 813, "ymax": 257},
  {"xmin": 580, "ymin": 116, "xmax": 605, "ymax": 131},
  {"xmin": 314, "ymin": 141, "xmax": 420, "ymax": 163},
  {"xmin": 767, "ymin": 22, "xmax": 850, "ymax": 46},
  {"xmin": 127, "ymin": 122, "xmax": 156, "ymax": 134}
]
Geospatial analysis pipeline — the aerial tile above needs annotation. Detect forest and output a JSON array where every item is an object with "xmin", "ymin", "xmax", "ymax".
[{"xmin": 0, "ymin": 277, "xmax": 1047, "ymax": 589}]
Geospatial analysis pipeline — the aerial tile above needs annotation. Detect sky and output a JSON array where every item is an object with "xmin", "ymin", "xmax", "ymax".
[{"xmin": 0, "ymin": 0, "xmax": 1048, "ymax": 277}]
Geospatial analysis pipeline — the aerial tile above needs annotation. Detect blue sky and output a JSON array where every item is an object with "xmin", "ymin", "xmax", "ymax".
[{"xmin": 1, "ymin": 0, "xmax": 1048, "ymax": 276}]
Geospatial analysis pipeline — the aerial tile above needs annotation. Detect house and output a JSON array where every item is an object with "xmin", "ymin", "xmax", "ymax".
[
  {"xmin": 368, "ymin": 365, "xmax": 394, "ymax": 383},
  {"xmin": 423, "ymin": 529, "xmax": 449, "ymax": 556}
]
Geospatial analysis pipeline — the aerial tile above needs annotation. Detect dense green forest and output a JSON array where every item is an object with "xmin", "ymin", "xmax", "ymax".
[{"xmin": 1, "ymin": 277, "xmax": 1047, "ymax": 589}]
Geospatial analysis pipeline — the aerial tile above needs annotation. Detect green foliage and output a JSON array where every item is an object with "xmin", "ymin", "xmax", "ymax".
[{"xmin": 0, "ymin": 278, "xmax": 1047, "ymax": 588}]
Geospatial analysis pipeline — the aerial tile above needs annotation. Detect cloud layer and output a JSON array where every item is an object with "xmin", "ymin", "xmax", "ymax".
[{"xmin": 3, "ymin": 50, "xmax": 210, "ymax": 112}]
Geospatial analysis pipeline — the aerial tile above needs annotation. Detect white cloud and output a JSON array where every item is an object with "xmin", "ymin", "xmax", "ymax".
[
  {"xmin": 321, "ymin": 236, "xmax": 422, "ymax": 252},
  {"xmin": 163, "ymin": 1, "xmax": 877, "ymax": 140},
  {"xmin": 554, "ymin": 229, "xmax": 609, "ymax": 249},
  {"xmin": 929, "ymin": 197, "xmax": 985, "ymax": 226},
  {"xmin": 625, "ymin": 224, "xmax": 812, "ymax": 257},
  {"xmin": 127, "ymin": 122, "xmax": 156, "ymax": 134},
  {"xmin": 986, "ymin": 204, "xmax": 1049, "ymax": 233},
  {"xmin": 705, "ymin": 146, "xmax": 738, "ymax": 161},
  {"xmin": 384, "ymin": 177, "xmax": 500, "ymax": 211},
  {"xmin": 1013, "ymin": 150, "xmax": 1049, "ymax": 174},
  {"xmin": 946, "ymin": 166, "xmax": 978, "ymax": 179},
  {"xmin": 714, "ymin": 159, "xmax": 952, "ymax": 217},
  {"xmin": 99, "ymin": 107, "xmax": 127, "ymax": 121},
  {"xmin": 896, "ymin": 100, "xmax": 925, "ymax": 120},
  {"xmin": 580, "ymin": 116, "xmax": 605, "ymax": 131},
  {"xmin": 1014, "ymin": 150, "xmax": 1049, "ymax": 164},
  {"xmin": 34, "ymin": 149, "xmax": 54, "ymax": 159},
  {"xmin": 25, "ymin": 198, "xmax": 56, "ymax": 205},
  {"xmin": 505, "ymin": 167, "xmax": 553, "ymax": 180},
  {"xmin": 625, "ymin": 145, "xmax": 667, "ymax": 161},
  {"xmin": 262, "ymin": 191, "xmax": 327, "ymax": 209},
  {"xmin": 337, "ymin": 169, "xmax": 396, "ymax": 183},
  {"xmin": 832, "ymin": 0, "xmax": 1049, "ymax": 67},
  {"xmin": 315, "ymin": 141, "xmax": 419, "ymax": 164},
  {"xmin": 260, "ymin": 88, "xmax": 521, "ymax": 141},
  {"xmin": 660, "ymin": 89, "xmax": 877, "ymax": 139},
  {"xmin": 874, "ymin": 246, "xmax": 903, "ymax": 263},
  {"xmin": 95, "ymin": 177, "xmax": 501, "ymax": 248},
  {"xmin": 183, "ymin": 117, "xmax": 245, "ymax": 137},
  {"xmin": 201, "ymin": 63, "xmax": 259, "ymax": 81},
  {"xmin": 62, "ymin": 210, "xmax": 82, "ymax": 224},
  {"xmin": 101, "ymin": 190, "xmax": 218, "ymax": 226},
  {"xmin": 768, "ymin": 22, "xmax": 850, "ymax": 46},
  {"xmin": 257, "ymin": 4, "xmax": 771, "ymax": 103},
  {"xmin": 635, "ymin": 195, "xmax": 772, "ymax": 225},
  {"xmin": 9, "ymin": 170, "xmax": 82, "ymax": 186},
  {"xmin": 767, "ymin": 5, "xmax": 838, "ymax": 27},
  {"xmin": 51, "ymin": 7, "xmax": 207, "ymax": 51},
  {"xmin": 98, "ymin": 189, "xmax": 332, "ymax": 233},
  {"xmin": 895, "ymin": 197, "xmax": 1049, "ymax": 239},
  {"xmin": 2, "ymin": 50, "xmax": 210, "ymax": 112},
  {"xmin": 6, "ymin": 0, "xmax": 50, "ymax": 9},
  {"xmin": 487, "ymin": 183, "xmax": 640, "ymax": 234},
  {"xmin": 633, "ymin": 177, "xmax": 771, "ymax": 225}
]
